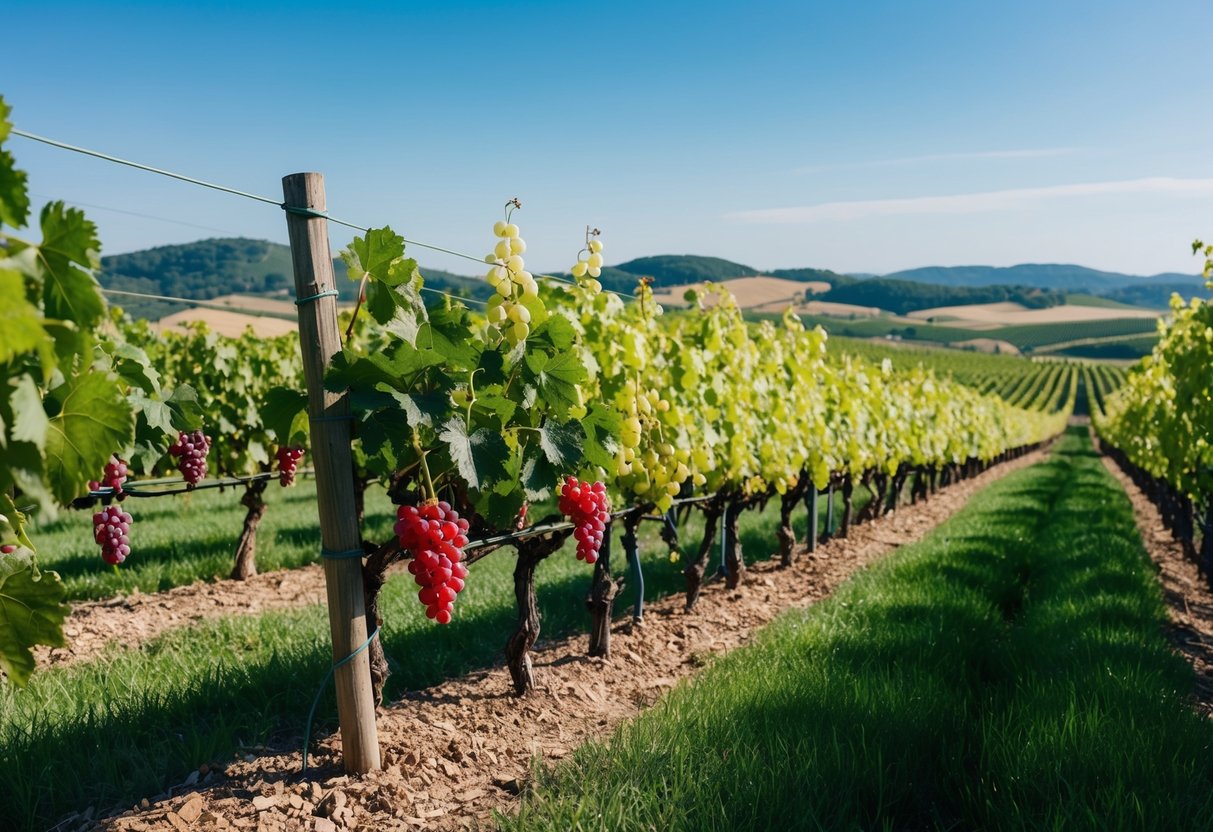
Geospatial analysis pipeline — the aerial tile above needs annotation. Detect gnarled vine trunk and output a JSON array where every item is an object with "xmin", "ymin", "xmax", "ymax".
[
  {"xmin": 724, "ymin": 501, "xmax": 745, "ymax": 589},
  {"xmin": 586, "ymin": 523, "xmax": 619, "ymax": 657},
  {"xmin": 684, "ymin": 499, "xmax": 724, "ymax": 611},
  {"xmin": 778, "ymin": 473, "xmax": 809, "ymax": 567},
  {"xmin": 839, "ymin": 477, "xmax": 855, "ymax": 538},
  {"xmin": 505, "ymin": 523, "xmax": 570, "ymax": 696},
  {"xmin": 231, "ymin": 478, "xmax": 269, "ymax": 580}
]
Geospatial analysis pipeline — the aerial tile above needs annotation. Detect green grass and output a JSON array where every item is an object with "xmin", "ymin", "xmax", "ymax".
[
  {"xmin": 1, "ymin": 481, "xmax": 868, "ymax": 831},
  {"xmin": 503, "ymin": 429, "xmax": 1213, "ymax": 832}
]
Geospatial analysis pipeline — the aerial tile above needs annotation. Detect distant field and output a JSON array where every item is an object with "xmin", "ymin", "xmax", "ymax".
[
  {"xmin": 753, "ymin": 310, "xmax": 1161, "ymax": 356},
  {"xmin": 153, "ymin": 308, "xmax": 298, "ymax": 338},
  {"xmin": 652, "ymin": 276, "xmax": 828, "ymax": 309},
  {"xmin": 908, "ymin": 300, "xmax": 1160, "ymax": 327}
]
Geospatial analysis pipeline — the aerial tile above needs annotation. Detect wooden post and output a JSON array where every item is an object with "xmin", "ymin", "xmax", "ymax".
[{"xmin": 283, "ymin": 172, "xmax": 381, "ymax": 774}]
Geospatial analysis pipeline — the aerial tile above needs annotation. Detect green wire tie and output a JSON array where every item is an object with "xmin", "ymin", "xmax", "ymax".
[
  {"xmin": 294, "ymin": 289, "xmax": 339, "ymax": 306},
  {"xmin": 301, "ymin": 625, "xmax": 380, "ymax": 772},
  {"xmin": 320, "ymin": 547, "xmax": 366, "ymax": 560},
  {"xmin": 281, "ymin": 204, "xmax": 330, "ymax": 220}
]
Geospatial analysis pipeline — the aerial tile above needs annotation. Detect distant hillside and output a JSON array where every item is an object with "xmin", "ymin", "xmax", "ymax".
[
  {"xmin": 612, "ymin": 255, "xmax": 756, "ymax": 286},
  {"xmin": 821, "ymin": 279, "xmax": 1066, "ymax": 316},
  {"xmin": 881, "ymin": 264, "xmax": 1203, "ymax": 307}
]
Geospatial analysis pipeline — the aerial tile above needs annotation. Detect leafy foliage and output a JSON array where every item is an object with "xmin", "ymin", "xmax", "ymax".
[
  {"xmin": 1095, "ymin": 246, "xmax": 1213, "ymax": 503},
  {"xmin": 0, "ymin": 97, "xmax": 196, "ymax": 685}
]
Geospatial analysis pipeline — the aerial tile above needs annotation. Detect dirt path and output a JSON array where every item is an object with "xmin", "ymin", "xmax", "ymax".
[
  {"xmin": 58, "ymin": 447, "xmax": 1053, "ymax": 832},
  {"xmin": 1099, "ymin": 453, "xmax": 1213, "ymax": 717},
  {"xmin": 36, "ymin": 565, "xmax": 328, "ymax": 669}
]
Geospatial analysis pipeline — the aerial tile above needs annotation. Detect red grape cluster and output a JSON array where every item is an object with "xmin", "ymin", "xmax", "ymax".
[
  {"xmin": 103, "ymin": 455, "xmax": 129, "ymax": 496},
  {"xmin": 93, "ymin": 504, "xmax": 132, "ymax": 565},
  {"xmin": 559, "ymin": 477, "xmax": 610, "ymax": 563},
  {"xmin": 395, "ymin": 501, "xmax": 470, "ymax": 624},
  {"xmin": 276, "ymin": 446, "xmax": 305, "ymax": 486},
  {"xmin": 169, "ymin": 430, "xmax": 210, "ymax": 487}
]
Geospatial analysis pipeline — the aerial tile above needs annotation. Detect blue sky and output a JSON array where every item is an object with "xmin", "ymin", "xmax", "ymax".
[{"xmin": 3, "ymin": 0, "xmax": 1211, "ymax": 276}]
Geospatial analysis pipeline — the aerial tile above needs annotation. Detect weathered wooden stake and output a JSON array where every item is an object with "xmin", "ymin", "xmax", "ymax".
[{"xmin": 283, "ymin": 172, "xmax": 380, "ymax": 774}]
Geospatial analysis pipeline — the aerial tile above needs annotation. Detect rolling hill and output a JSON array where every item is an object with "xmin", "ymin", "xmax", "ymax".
[{"xmin": 880, "ymin": 264, "xmax": 1204, "ymax": 307}]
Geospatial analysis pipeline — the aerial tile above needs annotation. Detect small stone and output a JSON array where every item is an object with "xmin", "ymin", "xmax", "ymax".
[
  {"xmin": 313, "ymin": 819, "xmax": 337, "ymax": 832},
  {"xmin": 177, "ymin": 795, "xmax": 205, "ymax": 824},
  {"xmin": 251, "ymin": 795, "xmax": 279, "ymax": 812}
]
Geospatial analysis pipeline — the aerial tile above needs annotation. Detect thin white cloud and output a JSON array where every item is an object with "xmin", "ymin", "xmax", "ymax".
[
  {"xmin": 729, "ymin": 177, "xmax": 1213, "ymax": 224},
  {"xmin": 794, "ymin": 148, "xmax": 1078, "ymax": 175}
]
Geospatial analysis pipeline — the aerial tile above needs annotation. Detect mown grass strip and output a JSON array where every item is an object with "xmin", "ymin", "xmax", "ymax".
[
  {"xmin": 1, "ymin": 484, "xmax": 868, "ymax": 831},
  {"xmin": 503, "ymin": 429, "xmax": 1213, "ymax": 832}
]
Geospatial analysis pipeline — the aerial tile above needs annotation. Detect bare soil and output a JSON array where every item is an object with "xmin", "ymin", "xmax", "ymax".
[
  {"xmin": 57, "ymin": 448, "xmax": 1048, "ymax": 832},
  {"xmin": 36, "ymin": 565, "xmax": 328, "ymax": 669},
  {"xmin": 1100, "ymin": 452, "xmax": 1213, "ymax": 717}
]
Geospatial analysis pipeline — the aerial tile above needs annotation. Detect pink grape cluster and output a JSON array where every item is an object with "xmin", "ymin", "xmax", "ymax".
[
  {"xmin": 558, "ymin": 478, "xmax": 610, "ymax": 563},
  {"xmin": 169, "ymin": 430, "xmax": 210, "ymax": 487},
  {"xmin": 104, "ymin": 456, "xmax": 129, "ymax": 493},
  {"xmin": 396, "ymin": 501, "xmax": 470, "ymax": 625},
  {"xmin": 93, "ymin": 505, "xmax": 132, "ymax": 565},
  {"xmin": 88, "ymin": 455, "xmax": 130, "ymax": 497},
  {"xmin": 276, "ymin": 446, "xmax": 305, "ymax": 487}
]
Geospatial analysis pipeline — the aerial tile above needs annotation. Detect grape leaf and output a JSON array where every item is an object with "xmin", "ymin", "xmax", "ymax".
[
  {"xmin": 524, "ymin": 350, "xmax": 587, "ymax": 417},
  {"xmin": 536, "ymin": 420, "xmax": 584, "ymax": 467},
  {"xmin": 43, "ymin": 370, "xmax": 134, "ymax": 504},
  {"xmin": 341, "ymin": 227, "xmax": 405, "ymax": 283},
  {"xmin": 9, "ymin": 374, "xmax": 48, "ymax": 454},
  {"xmin": 531, "ymin": 314, "xmax": 576, "ymax": 352},
  {"xmin": 438, "ymin": 417, "xmax": 510, "ymax": 492},
  {"xmin": 0, "ymin": 147, "xmax": 29, "ymax": 230},
  {"xmin": 388, "ymin": 389, "xmax": 450, "ymax": 429},
  {"xmin": 263, "ymin": 387, "xmax": 310, "ymax": 445},
  {"xmin": 475, "ymin": 486, "xmax": 526, "ymax": 530},
  {"xmin": 476, "ymin": 349, "xmax": 507, "ymax": 387},
  {"xmin": 423, "ymin": 305, "xmax": 480, "ymax": 369},
  {"xmin": 472, "ymin": 392, "xmax": 516, "ymax": 426},
  {"xmin": 0, "ymin": 550, "xmax": 68, "ymax": 687},
  {"xmin": 109, "ymin": 343, "xmax": 161, "ymax": 394},
  {"xmin": 0, "ymin": 269, "xmax": 42, "ymax": 364},
  {"xmin": 37, "ymin": 202, "xmax": 104, "ymax": 330},
  {"xmin": 521, "ymin": 452, "xmax": 558, "ymax": 500},
  {"xmin": 366, "ymin": 279, "xmax": 426, "ymax": 345},
  {"xmin": 580, "ymin": 402, "xmax": 621, "ymax": 471},
  {"xmin": 327, "ymin": 345, "xmax": 446, "ymax": 393}
]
